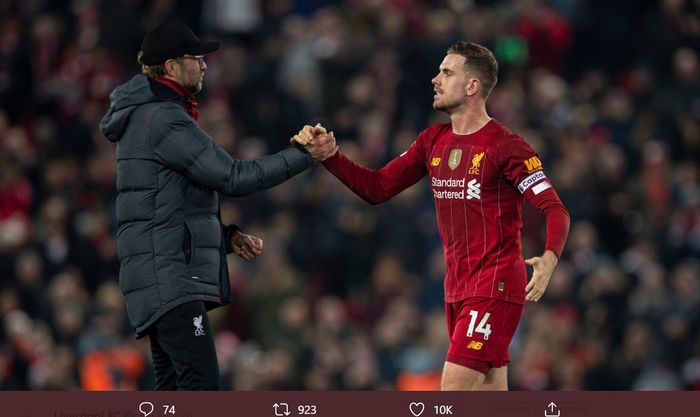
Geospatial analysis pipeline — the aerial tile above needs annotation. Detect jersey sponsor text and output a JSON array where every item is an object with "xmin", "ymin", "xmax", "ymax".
[{"xmin": 432, "ymin": 177, "xmax": 465, "ymax": 188}]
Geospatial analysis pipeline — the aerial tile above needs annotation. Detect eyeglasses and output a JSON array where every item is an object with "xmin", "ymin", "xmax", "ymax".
[{"xmin": 179, "ymin": 55, "xmax": 205, "ymax": 66}]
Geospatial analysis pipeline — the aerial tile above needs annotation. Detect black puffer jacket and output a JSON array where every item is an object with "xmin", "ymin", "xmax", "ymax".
[{"xmin": 100, "ymin": 75, "xmax": 313, "ymax": 337}]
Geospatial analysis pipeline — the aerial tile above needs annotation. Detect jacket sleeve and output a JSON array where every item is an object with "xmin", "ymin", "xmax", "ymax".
[
  {"xmin": 151, "ymin": 109, "xmax": 314, "ymax": 197},
  {"xmin": 223, "ymin": 224, "xmax": 240, "ymax": 254}
]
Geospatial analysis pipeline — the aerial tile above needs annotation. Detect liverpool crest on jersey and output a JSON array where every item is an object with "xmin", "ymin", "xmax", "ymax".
[
  {"xmin": 448, "ymin": 149, "xmax": 462, "ymax": 170},
  {"xmin": 469, "ymin": 152, "xmax": 485, "ymax": 175}
]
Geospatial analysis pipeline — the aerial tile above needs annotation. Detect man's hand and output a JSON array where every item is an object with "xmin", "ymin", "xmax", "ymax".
[
  {"xmin": 230, "ymin": 231, "xmax": 263, "ymax": 261},
  {"xmin": 291, "ymin": 123, "xmax": 325, "ymax": 145},
  {"xmin": 291, "ymin": 123, "xmax": 338, "ymax": 161},
  {"xmin": 524, "ymin": 250, "xmax": 558, "ymax": 302}
]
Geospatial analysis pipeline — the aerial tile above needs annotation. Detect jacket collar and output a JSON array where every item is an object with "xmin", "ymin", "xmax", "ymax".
[{"xmin": 150, "ymin": 77, "xmax": 200, "ymax": 120}]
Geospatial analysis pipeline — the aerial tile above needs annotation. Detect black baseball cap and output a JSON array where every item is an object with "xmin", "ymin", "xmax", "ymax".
[{"xmin": 140, "ymin": 22, "xmax": 219, "ymax": 65}]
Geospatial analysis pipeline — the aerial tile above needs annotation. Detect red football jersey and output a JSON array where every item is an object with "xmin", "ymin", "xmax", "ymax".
[{"xmin": 323, "ymin": 119, "xmax": 568, "ymax": 305}]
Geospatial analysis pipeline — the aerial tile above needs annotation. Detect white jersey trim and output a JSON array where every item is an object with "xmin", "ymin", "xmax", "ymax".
[{"xmin": 532, "ymin": 181, "xmax": 552, "ymax": 195}]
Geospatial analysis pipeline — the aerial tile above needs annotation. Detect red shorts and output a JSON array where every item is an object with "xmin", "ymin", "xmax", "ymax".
[{"xmin": 445, "ymin": 297, "xmax": 523, "ymax": 375}]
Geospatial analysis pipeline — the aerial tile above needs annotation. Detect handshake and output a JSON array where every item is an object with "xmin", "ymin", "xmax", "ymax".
[{"xmin": 291, "ymin": 123, "xmax": 338, "ymax": 162}]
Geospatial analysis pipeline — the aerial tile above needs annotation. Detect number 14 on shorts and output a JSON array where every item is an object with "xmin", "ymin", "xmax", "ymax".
[{"xmin": 466, "ymin": 310, "xmax": 492, "ymax": 340}]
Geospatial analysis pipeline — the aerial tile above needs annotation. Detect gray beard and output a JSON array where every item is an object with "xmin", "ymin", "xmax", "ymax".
[
  {"xmin": 185, "ymin": 81, "xmax": 202, "ymax": 95},
  {"xmin": 180, "ymin": 75, "xmax": 203, "ymax": 94}
]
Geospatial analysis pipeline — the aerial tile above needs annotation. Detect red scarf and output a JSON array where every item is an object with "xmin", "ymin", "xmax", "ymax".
[{"xmin": 154, "ymin": 77, "xmax": 200, "ymax": 120}]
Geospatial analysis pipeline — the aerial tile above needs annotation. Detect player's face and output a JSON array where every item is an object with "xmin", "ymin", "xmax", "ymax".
[
  {"xmin": 175, "ymin": 55, "xmax": 206, "ymax": 94},
  {"xmin": 431, "ymin": 54, "xmax": 470, "ymax": 113}
]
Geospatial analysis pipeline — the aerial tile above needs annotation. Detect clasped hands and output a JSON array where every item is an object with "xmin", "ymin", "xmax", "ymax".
[{"xmin": 291, "ymin": 123, "xmax": 337, "ymax": 162}]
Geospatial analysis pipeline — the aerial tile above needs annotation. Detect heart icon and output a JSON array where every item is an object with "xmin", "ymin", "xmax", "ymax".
[{"xmin": 409, "ymin": 402, "xmax": 425, "ymax": 417}]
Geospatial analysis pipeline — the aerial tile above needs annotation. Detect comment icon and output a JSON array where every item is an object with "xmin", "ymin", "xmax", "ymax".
[{"xmin": 139, "ymin": 402, "xmax": 154, "ymax": 417}]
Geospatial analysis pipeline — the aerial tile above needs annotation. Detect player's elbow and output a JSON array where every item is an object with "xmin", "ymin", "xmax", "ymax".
[
  {"xmin": 543, "ymin": 200, "xmax": 569, "ymax": 219},
  {"xmin": 354, "ymin": 188, "xmax": 390, "ymax": 205},
  {"xmin": 550, "ymin": 204, "xmax": 571, "ymax": 230},
  {"xmin": 365, "ymin": 197, "xmax": 384, "ymax": 205},
  {"xmin": 362, "ymin": 193, "xmax": 392, "ymax": 205},
  {"xmin": 559, "ymin": 204, "xmax": 571, "ymax": 223}
]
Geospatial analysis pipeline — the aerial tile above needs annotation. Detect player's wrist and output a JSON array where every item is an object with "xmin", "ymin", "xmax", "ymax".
[{"xmin": 543, "ymin": 250, "xmax": 559, "ymax": 264}]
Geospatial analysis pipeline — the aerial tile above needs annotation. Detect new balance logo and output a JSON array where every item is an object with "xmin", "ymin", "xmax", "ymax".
[
  {"xmin": 193, "ymin": 315, "xmax": 205, "ymax": 336},
  {"xmin": 466, "ymin": 179, "xmax": 481, "ymax": 200},
  {"xmin": 467, "ymin": 341, "xmax": 484, "ymax": 350}
]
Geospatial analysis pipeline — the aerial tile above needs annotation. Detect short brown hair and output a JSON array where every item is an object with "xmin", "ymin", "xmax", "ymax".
[
  {"xmin": 447, "ymin": 41, "xmax": 498, "ymax": 98},
  {"xmin": 137, "ymin": 51, "xmax": 167, "ymax": 78}
]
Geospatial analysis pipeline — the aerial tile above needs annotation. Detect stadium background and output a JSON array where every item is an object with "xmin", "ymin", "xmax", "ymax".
[{"xmin": 0, "ymin": 0, "xmax": 698, "ymax": 390}]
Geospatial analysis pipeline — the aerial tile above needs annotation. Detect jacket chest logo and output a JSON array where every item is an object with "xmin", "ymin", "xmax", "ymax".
[
  {"xmin": 448, "ymin": 149, "xmax": 462, "ymax": 170},
  {"xmin": 468, "ymin": 152, "xmax": 485, "ymax": 175}
]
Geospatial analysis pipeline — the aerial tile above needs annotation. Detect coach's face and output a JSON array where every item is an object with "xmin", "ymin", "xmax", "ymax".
[
  {"xmin": 174, "ymin": 54, "xmax": 207, "ymax": 94},
  {"xmin": 431, "ymin": 54, "xmax": 471, "ymax": 113}
]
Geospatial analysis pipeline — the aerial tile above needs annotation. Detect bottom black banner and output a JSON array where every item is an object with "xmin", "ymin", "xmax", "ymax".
[{"xmin": 2, "ymin": 391, "xmax": 695, "ymax": 417}]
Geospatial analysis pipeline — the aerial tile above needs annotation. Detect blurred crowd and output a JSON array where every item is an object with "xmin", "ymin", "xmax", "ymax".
[{"xmin": 0, "ymin": 0, "xmax": 699, "ymax": 390}]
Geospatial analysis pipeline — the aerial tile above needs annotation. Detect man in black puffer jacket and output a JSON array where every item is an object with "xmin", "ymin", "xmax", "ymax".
[{"xmin": 99, "ymin": 22, "xmax": 336, "ymax": 390}]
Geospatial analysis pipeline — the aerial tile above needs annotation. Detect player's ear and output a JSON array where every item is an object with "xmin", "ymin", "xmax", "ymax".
[{"xmin": 466, "ymin": 78, "xmax": 481, "ymax": 97}]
